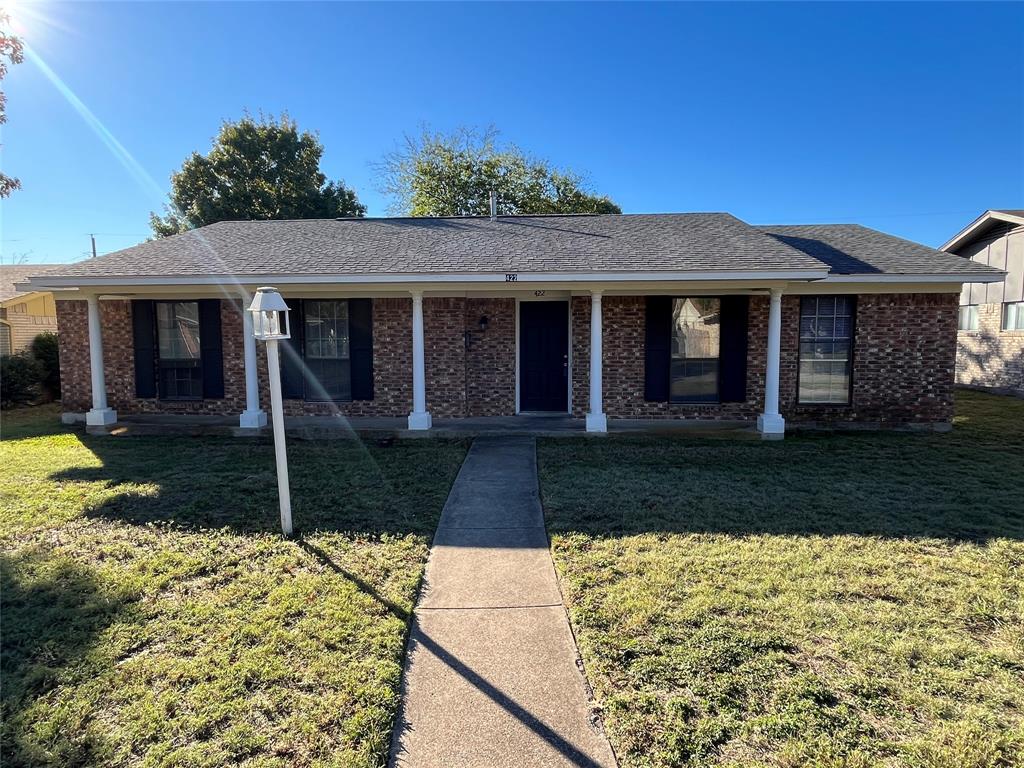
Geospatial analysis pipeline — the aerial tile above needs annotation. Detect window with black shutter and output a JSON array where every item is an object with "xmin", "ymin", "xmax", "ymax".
[
  {"xmin": 278, "ymin": 298, "xmax": 374, "ymax": 402},
  {"xmin": 646, "ymin": 295, "xmax": 747, "ymax": 404},
  {"xmin": 155, "ymin": 301, "xmax": 203, "ymax": 400},
  {"xmin": 670, "ymin": 298, "xmax": 720, "ymax": 403},
  {"xmin": 303, "ymin": 300, "xmax": 352, "ymax": 401}
]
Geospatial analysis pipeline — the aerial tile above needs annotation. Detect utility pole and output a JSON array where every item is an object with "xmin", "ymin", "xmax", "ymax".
[{"xmin": 90, "ymin": 234, "xmax": 97, "ymax": 259}]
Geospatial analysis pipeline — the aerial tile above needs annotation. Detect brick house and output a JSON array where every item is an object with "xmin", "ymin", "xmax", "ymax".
[
  {"xmin": 943, "ymin": 209, "xmax": 1024, "ymax": 396},
  {"xmin": 21, "ymin": 212, "xmax": 1003, "ymax": 437}
]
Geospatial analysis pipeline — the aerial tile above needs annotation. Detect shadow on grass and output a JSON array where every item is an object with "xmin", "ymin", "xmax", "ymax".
[
  {"xmin": 47, "ymin": 431, "xmax": 467, "ymax": 539},
  {"xmin": 538, "ymin": 391, "xmax": 1024, "ymax": 544},
  {"xmin": 0, "ymin": 549, "xmax": 139, "ymax": 765},
  {"xmin": 296, "ymin": 538, "xmax": 411, "ymax": 622}
]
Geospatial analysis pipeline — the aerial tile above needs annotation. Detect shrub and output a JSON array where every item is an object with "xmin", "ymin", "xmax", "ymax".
[
  {"xmin": 1, "ymin": 352, "xmax": 44, "ymax": 409},
  {"xmin": 30, "ymin": 332, "xmax": 61, "ymax": 400}
]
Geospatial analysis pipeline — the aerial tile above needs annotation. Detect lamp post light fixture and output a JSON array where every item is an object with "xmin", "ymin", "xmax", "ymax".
[{"xmin": 248, "ymin": 287, "xmax": 293, "ymax": 536}]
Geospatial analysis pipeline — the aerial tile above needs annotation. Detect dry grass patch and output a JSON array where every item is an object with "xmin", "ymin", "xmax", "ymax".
[
  {"xmin": 539, "ymin": 391, "xmax": 1024, "ymax": 768},
  {"xmin": 1, "ymin": 407, "xmax": 467, "ymax": 767}
]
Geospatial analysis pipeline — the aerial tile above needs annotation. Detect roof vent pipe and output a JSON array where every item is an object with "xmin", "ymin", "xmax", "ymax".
[{"xmin": 489, "ymin": 190, "xmax": 497, "ymax": 221}]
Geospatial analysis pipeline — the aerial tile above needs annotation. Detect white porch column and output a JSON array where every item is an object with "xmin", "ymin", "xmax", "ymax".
[
  {"xmin": 239, "ymin": 303, "xmax": 268, "ymax": 429},
  {"xmin": 757, "ymin": 287, "xmax": 786, "ymax": 439},
  {"xmin": 407, "ymin": 291, "xmax": 432, "ymax": 430},
  {"xmin": 585, "ymin": 290, "xmax": 607, "ymax": 433},
  {"xmin": 85, "ymin": 295, "xmax": 117, "ymax": 426}
]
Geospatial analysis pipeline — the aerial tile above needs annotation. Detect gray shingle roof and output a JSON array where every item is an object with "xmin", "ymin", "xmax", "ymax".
[
  {"xmin": 1, "ymin": 264, "xmax": 66, "ymax": 301},
  {"xmin": 757, "ymin": 224, "xmax": 1002, "ymax": 276},
  {"xmin": 27, "ymin": 215, "xmax": 1005, "ymax": 285},
  {"xmin": 38, "ymin": 214, "xmax": 826, "ymax": 279}
]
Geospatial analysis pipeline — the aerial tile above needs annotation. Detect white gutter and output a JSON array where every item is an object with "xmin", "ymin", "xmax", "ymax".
[
  {"xmin": 27, "ymin": 269, "xmax": 833, "ymax": 289},
  {"xmin": 822, "ymin": 272, "xmax": 1005, "ymax": 284},
  {"xmin": 26, "ymin": 268, "xmax": 1007, "ymax": 291}
]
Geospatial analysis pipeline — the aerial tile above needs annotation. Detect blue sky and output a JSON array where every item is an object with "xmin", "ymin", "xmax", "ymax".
[{"xmin": 3, "ymin": 1, "xmax": 1022, "ymax": 265}]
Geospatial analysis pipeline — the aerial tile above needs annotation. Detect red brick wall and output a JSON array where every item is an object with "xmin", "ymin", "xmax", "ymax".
[
  {"xmin": 780, "ymin": 293, "xmax": 958, "ymax": 425},
  {"xmin": 465, "ymin": 298, "xmax": 516, "ymax": 417},
  {"xmin": 424, "ymin": 298, "xmax": 467, "ymax": 418},
  {"xmin": 55, "ymin": 300, "xmax": 90, "ymax": 411},
  {"xmin": 272, "ymin": 297, "xmax": 413, "ymax": 417},
  {"xmin": 573, "ymin": 293, "xmax": 957, "ymax": 425},
  {"xmin": 571, "ymin": 296, "xmax": 768, "ymax": 419},
  {"xmin": 56, "ymin": 295, "xmax": 517, "ymax": 420},
  {"xmin": 57, "ymin": 292, "xmax": 957, "ymax": 427},
  {"xmin": 57, "ymin": 299, "xmax": 253, "ymax": 416}
]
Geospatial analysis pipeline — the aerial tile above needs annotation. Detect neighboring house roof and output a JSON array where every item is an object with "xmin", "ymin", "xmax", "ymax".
[
  {"xmin": 941, "ymin": 209, "xmax": 1024, "ymax": 254},
  {"xmin": 22, "ymin": 213, "xmax": 1004, "ymax": 288},
  {"xmin": 757, "ymin": 224, "xmax": 1001, "ymax": 276},
  {"xmin": 1, "ymin": 264, "xmax": 65, "ymax": 304}
]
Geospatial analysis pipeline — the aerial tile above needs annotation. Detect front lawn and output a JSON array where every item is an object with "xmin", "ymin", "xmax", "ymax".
[
  {"xmin": 1, "ymin": 407, "xmax": 467, "ymax": 767},
  {"xmin": 539, "ymin": 390, "xmax": 1024, "ymax": 768}
]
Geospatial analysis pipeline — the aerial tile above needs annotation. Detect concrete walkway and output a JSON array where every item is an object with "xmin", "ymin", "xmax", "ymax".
[{"xmin": 390, "ymin": 436, "xmax": 617, "ymax": 768}]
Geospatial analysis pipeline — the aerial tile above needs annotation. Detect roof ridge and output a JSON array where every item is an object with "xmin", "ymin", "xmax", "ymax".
[{"xmin": 211, "ymin": 211, "xmax": 733, "ymax": 225}]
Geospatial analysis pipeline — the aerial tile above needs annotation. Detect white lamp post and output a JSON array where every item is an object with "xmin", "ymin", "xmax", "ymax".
[{"xmin": 248, "ymin": 287, "xmax": 293, "ymax": 536}]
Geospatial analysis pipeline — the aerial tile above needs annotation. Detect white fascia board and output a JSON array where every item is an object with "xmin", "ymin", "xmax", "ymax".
[
  {"xmin": 822, "ymin": 272, "xmax": 1006, "ymax": 284},
  {"xmin": 28, "ymin": 269, "xmax": 831, "ymax": 289}
]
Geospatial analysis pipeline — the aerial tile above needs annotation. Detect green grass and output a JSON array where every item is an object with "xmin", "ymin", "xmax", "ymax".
[
  {"xmin": 538, "ymin": 390, "xmax": 1024, "ymax": 768},
  {"xmin": 1, "ymin": 406, "xmax": 467, "ymax": 767}
]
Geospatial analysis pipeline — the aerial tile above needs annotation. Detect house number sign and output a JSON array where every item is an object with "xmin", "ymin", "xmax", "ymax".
[{"xmin": 505, "ymin": 273, "xmax": 518, "ymax": 282}]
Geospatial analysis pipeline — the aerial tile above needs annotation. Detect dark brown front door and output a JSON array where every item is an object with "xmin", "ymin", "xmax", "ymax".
[{"xmin": 519, "ymin": 301, "xmax": 569, "ymax": 412}]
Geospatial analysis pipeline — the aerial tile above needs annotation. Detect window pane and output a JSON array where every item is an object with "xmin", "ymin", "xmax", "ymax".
[
  {"xmin": 305, "ymin": 300, "xmax": 350, "ymax": 360},
  {"xmin": 302, "ymin": 300, "xmax": 352, "ymax": 400},
  {"xmin": 798, "ymin": 295, "xmax": 853, "ymax": 404},
  {"xmin": 959, "ymin": 305, "xmax": 979, "ymax": 331},
  {"xmin": 1003, "ymin": 302, "xmax": 1024, "ymax": 331},
  {"xmin": 159, "ymin": 362, "xmax": 202, "ymax": 399},
  {"xmin": 670, "ymin": 298, "xmax": 720, "ymax": 403},
  {"xmin": 834, "ymin": 315, "xmax": 852, "ymax": 338},
  {"xmin": 157, "ymin": 302, "xmax": 200, "ymax": 360},
  {"xmin": 670, "ymin": 359, "xmax": 719, "ymax": 403},
  {"xmin": 304, "ymin": 358, "xmax": 352, "ymax": 401}
]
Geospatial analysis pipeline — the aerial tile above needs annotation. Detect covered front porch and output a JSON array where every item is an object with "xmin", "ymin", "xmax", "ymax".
[{"xmin": 71, "ymin": 282, "xmax": 794, "ymax": 440}]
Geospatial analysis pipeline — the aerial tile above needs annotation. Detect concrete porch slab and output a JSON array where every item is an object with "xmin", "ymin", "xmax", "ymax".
[{"xmin": 75, "ymin": 412, "xmax": 759, "ymax": 440}]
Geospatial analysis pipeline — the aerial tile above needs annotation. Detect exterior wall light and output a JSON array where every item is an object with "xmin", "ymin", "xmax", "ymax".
[
  {"xmin": 478, "ymin": 315, "xmax": 489, "ymax": 332},
  {"xmin": 247, "ymin": 287, "xmax": 293, "ymax": 536}
]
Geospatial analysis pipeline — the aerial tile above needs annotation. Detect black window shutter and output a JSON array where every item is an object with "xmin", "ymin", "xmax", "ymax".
[
  {"xmin": 280, "ymin": 298, "xmax": 305, "ymax": 399},
  {"xmin": 349, "ymin": 298, "xmax": 374, "ymax": 400},
  {"xmin": 198, "ymin": 299, "xmax": 224, "ymax": 399},
  {"xmin": 719, "ymin": 295, "xmax": 749, "ymax": 402},
  {"xmin": 644, "ymin": 296, "xmax": 672, "ymax": 402},
  {"xmin": 131, "ymin": 300, "xmax": 157, "ymax": 398}
]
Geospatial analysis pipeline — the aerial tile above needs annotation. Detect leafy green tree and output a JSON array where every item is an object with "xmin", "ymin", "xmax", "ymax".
[
  {"xmin": 151, "ymin": 114, "xmax": 365, "ymax": 237},
  {"xmin": 378, "ymin": 126, "xmax": 620, "ymax": 216},
  {"xmin": 0, "ymin": 11, "xmax": 24, "ymax": 198}
]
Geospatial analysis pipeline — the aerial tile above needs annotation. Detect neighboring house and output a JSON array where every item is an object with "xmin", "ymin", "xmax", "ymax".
[
  {"xmin": 0, "ymin": 264, "xmax": 64, "ymax": 356},
  {"xmin": 22, "ymin": 213, "xmax": 1003, "ymax": 437},
  {"xmin": 943, "ymin": 209, "xmax": 1024, "ymax": 395}
]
